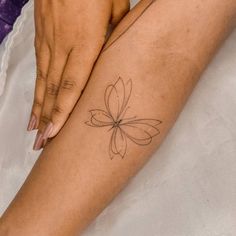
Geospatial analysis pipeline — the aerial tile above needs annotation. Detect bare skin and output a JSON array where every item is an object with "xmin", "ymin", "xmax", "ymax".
[
  {"xmin": 29, "ymin": 0, "xmax": 130, "ymax": 147},
  {"xmin": 1, "ymin": 0, "xmax": 236, "ymax": 235}
]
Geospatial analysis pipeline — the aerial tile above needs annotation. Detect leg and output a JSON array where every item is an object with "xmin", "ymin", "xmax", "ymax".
[{"xmin": 1, "ymin": 0, "xmax": 236, "ymax": 235}]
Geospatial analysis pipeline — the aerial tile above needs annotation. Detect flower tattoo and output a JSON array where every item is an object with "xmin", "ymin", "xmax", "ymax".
[{"xmin": 85, "ymin": 77, "xmax": 162, "ymax": 159}]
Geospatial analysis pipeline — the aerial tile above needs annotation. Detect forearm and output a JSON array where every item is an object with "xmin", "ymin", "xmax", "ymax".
[{"xmin": 1, "ymin": 0, "xmax": 236, "ymax": 235}]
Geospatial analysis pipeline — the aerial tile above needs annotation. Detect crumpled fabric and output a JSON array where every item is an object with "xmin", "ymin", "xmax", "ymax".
[
  {"xmin": 0, "ymin": 0, "xmax": 28, "ymax": 43},
  {"xmin": 0, "ymin": 1, "xmax": 236, "ymax": 235}
]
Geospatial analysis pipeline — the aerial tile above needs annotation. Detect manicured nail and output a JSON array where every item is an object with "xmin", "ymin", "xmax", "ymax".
[
  {"xmin": 27, "ymin": 113, "xmax": 37, "ymax": 131},
  {"xmin": 33, "ymin": 131, "xmax": 44, "ymax": 150},
  {"xmin": 42, "ymin": 122, "xmax": 53, "ymax": 140},
  {"xmin": 42, "ymin": 137, "xmax": 51, "ymax": 148},
  {"xmin": 43, "ymin": 138, "xmax": 48, "ymax": 148}
]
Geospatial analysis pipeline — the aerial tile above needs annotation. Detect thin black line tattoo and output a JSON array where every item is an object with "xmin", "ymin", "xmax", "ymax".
[
  {"xmin": 85, "ymin": 77, "xmax": 162, "ymax": 159},
  {"xmin": 102, "ymin": 0, "xmax": 157, "ymax": 53}
]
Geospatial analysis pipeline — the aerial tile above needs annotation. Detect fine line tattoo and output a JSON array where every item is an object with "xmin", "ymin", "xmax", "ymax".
[{"xmin": 85, "ymin": 77, "xmax": 162, "ymax": 159}]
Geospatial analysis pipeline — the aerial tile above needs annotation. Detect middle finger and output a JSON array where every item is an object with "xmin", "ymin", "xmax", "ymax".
[{"xmin": 33, "ymin": 49, "xmax": 68, "ymax": 149}]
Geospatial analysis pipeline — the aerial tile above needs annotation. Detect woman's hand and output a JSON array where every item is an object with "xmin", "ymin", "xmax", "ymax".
[{"xmin": 27, "ymin": 0, "xmax": 130, "ymax": 150}]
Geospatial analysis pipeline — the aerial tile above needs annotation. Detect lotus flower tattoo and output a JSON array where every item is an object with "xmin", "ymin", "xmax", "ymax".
[{"xmin": 85, "ymin": 77, "xmax": 162, "ymax": 159}]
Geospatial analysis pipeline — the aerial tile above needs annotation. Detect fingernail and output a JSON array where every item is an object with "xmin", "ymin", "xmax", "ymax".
[
  {"xmin": 27, "ymin": 113, "xmax": 37, "ymax": 131},
  {"xmin": 43, "ymin": 138, "xmax": 48, "ymax": 148},
  {"xmin": 33, "ymin": 131, "xmax": 44, "ymax": 150},
  {"xmin": 42, "ymin": 122, "xmax": 53, "ymax": 140},
  {"xmin": 42, "ymin": 137, "xmax": 50, "ymax": 148}
]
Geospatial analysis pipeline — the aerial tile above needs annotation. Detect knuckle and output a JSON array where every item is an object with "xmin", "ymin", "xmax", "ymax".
[
  {"xmin": 36, "ymin": 68, "xmax": 47, "ymax": 81},
  {"xmin": 33, "ymin": 99, "xmax": 43, "ymax": 109},
  {"xmin": 46, "ymin": 82, "xmax": 59, "ymax": 96},
  {"xmin": 61, "ymin": 78, "xmax": 77, "ymax": 91},
  {"xmin": 40, "ymin": 115, "xmax": 51, "ymax": 125},
  {"xmin": 52, "ymin": 105, "xmax": 64, "ymax": 115}
]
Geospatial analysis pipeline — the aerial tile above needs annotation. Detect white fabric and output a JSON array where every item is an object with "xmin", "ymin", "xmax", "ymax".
[{"xmin": 0, "ymin": 1, "xmax": 236, "ymax": 235}]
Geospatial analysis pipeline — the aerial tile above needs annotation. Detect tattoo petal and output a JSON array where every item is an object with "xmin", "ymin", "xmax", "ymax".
[
  {"xmin": 85, "ymin": 109, "xmax": 113, "ymax": 127},
  {"xmin": 109, "ymin": 127, "xmax": 127, "ymax": 159}
]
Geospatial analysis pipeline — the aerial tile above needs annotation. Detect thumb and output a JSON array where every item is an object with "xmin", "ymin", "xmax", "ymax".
[{"xmin": 110, "ymin": 0, "xmax": 130, "ymax": 26}]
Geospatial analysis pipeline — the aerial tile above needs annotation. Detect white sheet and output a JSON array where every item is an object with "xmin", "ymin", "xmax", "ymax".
[{"xmin": 0, "ymin": 1, "xmax": 236, "ymax": 235}]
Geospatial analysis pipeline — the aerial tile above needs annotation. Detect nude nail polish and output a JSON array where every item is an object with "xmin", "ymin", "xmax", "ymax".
[
  {"xmin": 27, "ymin": 113, "xmax": 37, "ymax": 131},
  {"xmin": 42, "ymin": 137, "xmax": 51, "ymax": 148},
  {"xmin": 33, "ymin": 132, "xmax": 44, "ymax": 150},
  {"xmin": 42, "ymin": 122, "xmax": 53, "ymax": 140},
  {"xmin": 43, "ymin": 137, "xmax": 48, "ymax": 148}
]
